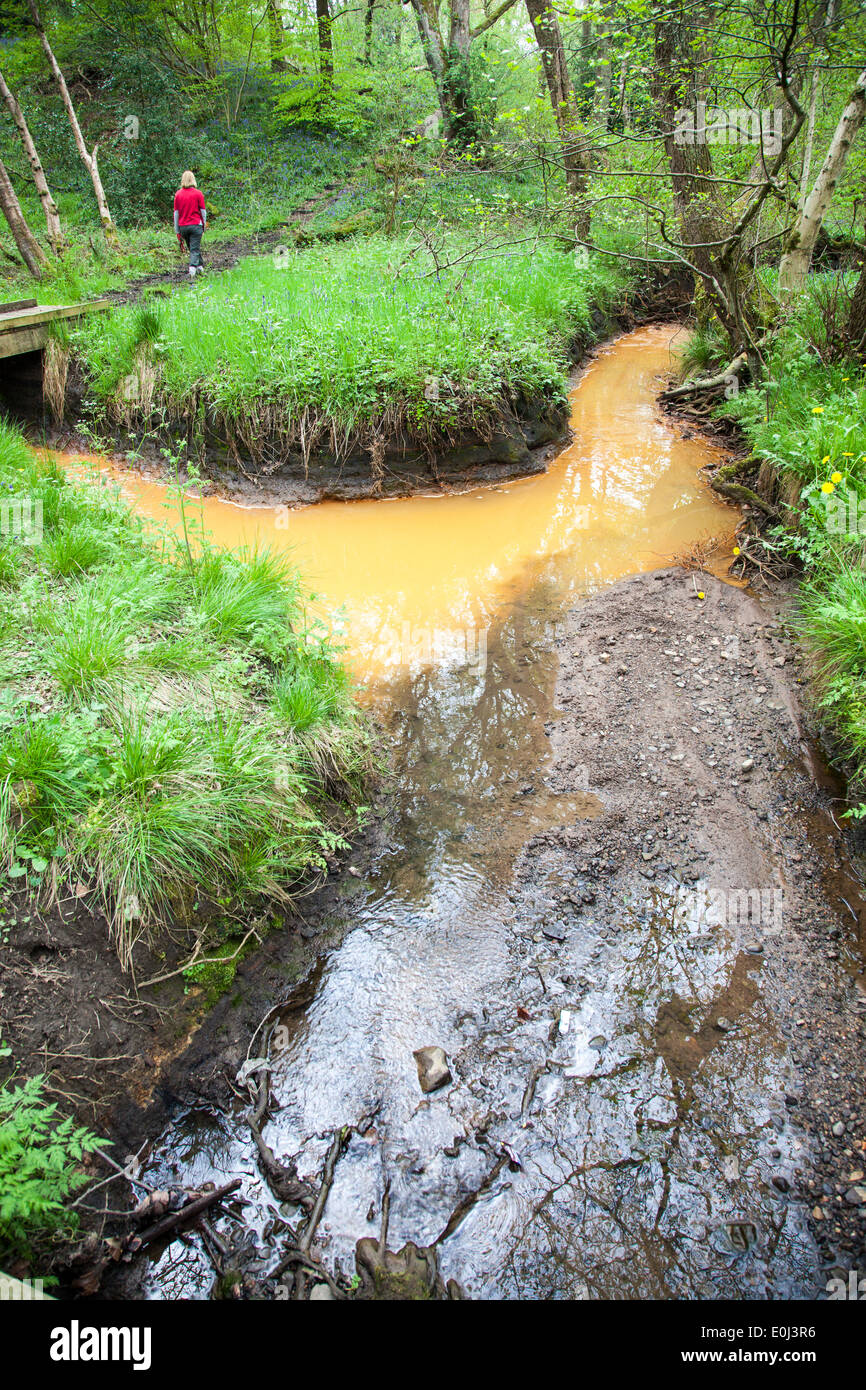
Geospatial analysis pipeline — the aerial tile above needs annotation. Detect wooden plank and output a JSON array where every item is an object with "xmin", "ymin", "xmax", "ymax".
[
  {"xmin": 0, "ymin": 324, "xmax": 48, "ymax": 358},
  {"xmin": 0, "ymin": 299, "xmax": 111, "ymax": 331},
  {"xmin": 0, "ymin": 298, "xmax": 37, "ymax": 314}
]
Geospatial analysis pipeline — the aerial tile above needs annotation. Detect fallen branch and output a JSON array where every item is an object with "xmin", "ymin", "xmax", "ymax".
[
  {"xmin": 136, "ymin": 1178, "xmax": 242, "ymax": 1247},
  {"xmin": 246, "ymin": 1036, "xmax": 315, "ymax": 1208},
  {"xmin": 660, "ymin": 351, "xmax": 748, "ymax": 400}
]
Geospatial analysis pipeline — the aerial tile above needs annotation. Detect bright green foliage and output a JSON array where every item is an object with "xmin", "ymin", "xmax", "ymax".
[
  {"xmin": 0, "ymin": 418, "xmax": 372, "ymax": 970},
  {"xmin": 71, "ymin": 236, "xmax": 631, "ymax": 457},
  {"xmin": 718, "ymin": 277, "xmax": 866, "ymax": 801},
  {"xmin": 0, "ymin": 1063, "xmax": 102, "ymax": 1262}
]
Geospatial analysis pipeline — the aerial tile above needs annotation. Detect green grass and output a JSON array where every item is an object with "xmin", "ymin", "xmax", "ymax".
[
  {"xmin": 0, "ymin": 416, "xmax": 371, "ymax": 971},
  {"xmin": 69, "ymin": 234, "xmax": 631, "ymax": 461},
  {"xmin": 716, "ymin": 277, "xmax": 866, "ymax": 801}
]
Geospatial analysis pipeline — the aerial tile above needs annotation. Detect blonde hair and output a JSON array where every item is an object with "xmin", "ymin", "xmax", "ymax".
[{"xmin": 180, "ymin": 170, "xmax": 197, "ymax": 188}]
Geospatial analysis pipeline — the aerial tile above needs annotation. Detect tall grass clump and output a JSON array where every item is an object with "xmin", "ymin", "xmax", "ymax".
[{"xmin": 0, "ymin": 418, "xmax": 372, "ymax": 971}]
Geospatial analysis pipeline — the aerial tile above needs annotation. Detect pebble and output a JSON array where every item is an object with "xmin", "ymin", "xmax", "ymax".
[{"xmin": 413, "ymin": 1046, "xmax": 452, "ymax": 1094}]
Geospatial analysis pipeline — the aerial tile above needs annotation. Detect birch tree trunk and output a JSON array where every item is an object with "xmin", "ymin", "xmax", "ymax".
[
  {"xmin": 779, "ymin": 67, "xmax": 866, "ymax": 293},
  {"xmin": 26, "ymin": 0, "xmax": 118, "ymax": 245},
  {"xmin": 525, "ymin": 0, "xmax": 591, "ymax": 233},
  {"xmin": 0, "ymin": 65, "xmax": 63, "ymax": 252},
  {"xmin": 0, "ymin": 156, "xmax": 46, "ymax": 278},
  {"xmin": 797, "ymin": 63, "xmax": 820, "ymax": 211}
]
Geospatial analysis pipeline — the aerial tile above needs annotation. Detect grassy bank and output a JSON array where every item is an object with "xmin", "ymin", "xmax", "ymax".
[
  {"xmin": 0, "ymin": 418, "xmax": 372, "ymax": 972},
  {"xmin": 66, "ymin": 235, "xmax": 632, "ymax": 465},
  {"xmin": 710, "ymin": 283, "xmax": 866, "ymax": 804}
]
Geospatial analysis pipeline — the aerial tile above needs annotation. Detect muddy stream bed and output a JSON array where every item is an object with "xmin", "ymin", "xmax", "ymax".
[{"xmin": 68, "ymin": 325, "xmax": 866, "ymax": 1300}]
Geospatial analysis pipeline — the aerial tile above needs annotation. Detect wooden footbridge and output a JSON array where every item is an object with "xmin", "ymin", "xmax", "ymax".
[{"xmin": 0, "ymin": 296, "xmax": 109, "ymax": 359}]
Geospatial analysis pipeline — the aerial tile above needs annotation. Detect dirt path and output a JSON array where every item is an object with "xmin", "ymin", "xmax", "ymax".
[
  {"xmin": 499, "ymin": 568, "xmax": 866, "ymax": 1292},
  {"xmin": 101, "ymin": 184, "xmax": 348, "ymax": 305}
]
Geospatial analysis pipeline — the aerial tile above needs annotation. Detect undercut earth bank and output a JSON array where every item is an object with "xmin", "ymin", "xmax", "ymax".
[{"xmin": 30, "ymin": 262, "xmax": 692, "ymax": 507}]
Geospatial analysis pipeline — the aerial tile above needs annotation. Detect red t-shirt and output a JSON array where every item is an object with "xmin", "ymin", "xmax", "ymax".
[{"xmin": 174, "ymin": 187, "xmax": 205, "ymax": 226}]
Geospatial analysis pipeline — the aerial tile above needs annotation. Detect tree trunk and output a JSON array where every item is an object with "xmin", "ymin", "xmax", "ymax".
[
  {"xmin": 525, "ymin": 0, "xmax": 591, "ymax": 231},
  {"xmin": 650, "ymin": 7, "xmax": 758, "ymax": 353},
  {"xmin": 364, "ymin": 0, "xmax": 376, "ymax": 64},
  {"xmin": 406, "ymin": 0, "xmax": 475, "ymax": 145},
  {"xmin": 316, "ymin": 0, "xmax": 333, "ymax": 87},
  {"xmin": 590, "ymin": 8, "xmax": 613, "ymax": 132},
  {"xmin": 408, "ymin": 0, "xmax": 447, "ymax": 101},
  {"xmin": 442, "ymin": 0, "xmax": 477, "ymax": 144},
  {"xmin": 779, "ymin": 67, "xmax": 866, "ymax": 293},
  {"xmin": 0, "ymin": 156, "xmax": 46, "ymax": 278},
  {"xmin": 267, "ymin": 0, "xmax": 286, "ymax": 72},
  {"xmin": 847, "ymin": 260, "xmax": 866, "ymax": 357},
  {"xmin": 0, "ymin": 65, "xmax": 63, "ymax": 252},
  {"xmin": 26, "ymin": 0, "xmax": 118, "ymax": 245},
  {"xmin": 797, "ymin": 63, "xmax": 820, "ymax": 211}
]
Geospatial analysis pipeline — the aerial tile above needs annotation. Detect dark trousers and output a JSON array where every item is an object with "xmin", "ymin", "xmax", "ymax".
[{"xmin": 179, "ymin": 224, "xmax": 203, "ymax": 267}]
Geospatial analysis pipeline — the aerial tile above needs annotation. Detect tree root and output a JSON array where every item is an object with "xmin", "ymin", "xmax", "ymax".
[{"xmin": 660, "ymin": 351, "xmax": 749, "ymax": 400}]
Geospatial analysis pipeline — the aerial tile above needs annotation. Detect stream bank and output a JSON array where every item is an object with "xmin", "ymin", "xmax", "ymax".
[
  {"xmin": 30, "ymin": 266, "xmax": 692, "ymax": 508},
  {"xmin": 8, "ymin": 323, "xmax": 864, "ymax": 1298}
]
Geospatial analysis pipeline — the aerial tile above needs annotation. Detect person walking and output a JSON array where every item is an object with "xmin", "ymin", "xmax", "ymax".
[{"xmin": 173, "ymin": 170, "xmax": 206, "ymax": 279}]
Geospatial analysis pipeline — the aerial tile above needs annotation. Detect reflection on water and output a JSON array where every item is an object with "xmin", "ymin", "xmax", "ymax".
[{"xmin": 96, "ymin": 327, "xmax": 798, "ymax": 1300}]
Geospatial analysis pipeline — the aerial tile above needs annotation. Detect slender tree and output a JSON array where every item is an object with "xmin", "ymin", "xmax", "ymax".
[
  {"xmin": 317, "ymin": 0, "xmax": 334, "ymax": 87},
  {"xmin": 525, "ymin": 0, "xmax": 591, "ymax": 231},
  {"xmin": 779, "ymin": 67, "xmax": 866, "ymax": 293},
  {"xmin": 364, "ymin": 0, "xmax": 377, "ymax": 63},
  {"xmin": 26, "ymin": 0, "xmax": 119, "ymax": 246},
  {"xmin": 0, "ymin": 155, "xmax": 46, "ymax": 278},
  {"xmin": 267, "ymin": 0, "xmax": 286, "ymax": 72},
  {"xmin": 0, "ymin": 64, "xmax": 63, "ymax": 252}
]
